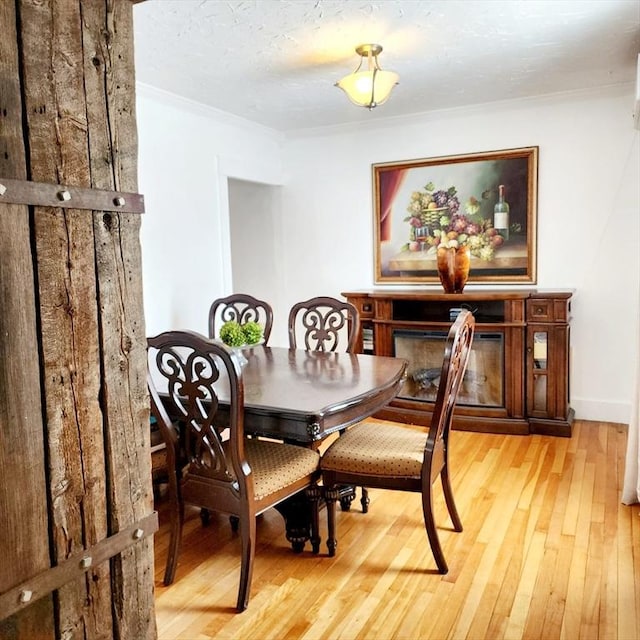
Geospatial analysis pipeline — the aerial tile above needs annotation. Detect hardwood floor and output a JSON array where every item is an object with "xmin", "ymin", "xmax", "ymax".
[{"xmin": 153, "ymin": 420, "xmax": 639, "ymax": 639}]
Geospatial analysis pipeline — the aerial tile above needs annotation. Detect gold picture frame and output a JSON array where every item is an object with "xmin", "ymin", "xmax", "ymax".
[{"xmin": 373, "ymin": 146, "xmax": 538, "ymax": 284}]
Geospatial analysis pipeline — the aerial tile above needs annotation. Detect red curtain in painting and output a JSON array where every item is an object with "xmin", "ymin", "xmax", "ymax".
[{"xmin": 379, "ymin": 168, "xmax": 407, "ymax": 242}]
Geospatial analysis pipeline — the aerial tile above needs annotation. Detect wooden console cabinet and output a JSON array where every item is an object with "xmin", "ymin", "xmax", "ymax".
[{"xmin": 343, "ymin": 289, "xmax": 574, "ymax": 437}]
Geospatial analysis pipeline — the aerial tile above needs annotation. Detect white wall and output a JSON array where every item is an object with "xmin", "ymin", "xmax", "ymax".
[
  {"xmin": 277, "ymin": 85, "xmax": 639, "ymax": 422},
  {"xmin": 137, "ymin": 82, "xmax": 639, "ymax": 424},
  {"xmin": 228, "ymin": 179, "xmax": 285, "ymax": 325},
  {"xmin": 137, "ymin": 84, "xmax": 284, "ymax": 337}
]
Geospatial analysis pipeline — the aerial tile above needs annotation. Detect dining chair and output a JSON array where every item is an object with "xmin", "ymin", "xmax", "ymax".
[
  {"xmin": 208, "ymin": 293, "xmax": 274, "ymax": 345},
  {"xmin": 147, "ymin": 330, "xmax": 320, "ymax": 612},
  {"xmin": 320, "ymin": 309, "xmax": 475, "ymax": 569},
  {"xmin": 206, "ymin": 294, "xmax": 274, "ymax": 530},
  {"xmin": 287, "ymin": 295, "xmax": 368, "ymax": 512},
  {"xmin": 287, "ymin": 295, "xmax": 360, "ymax": 354}
]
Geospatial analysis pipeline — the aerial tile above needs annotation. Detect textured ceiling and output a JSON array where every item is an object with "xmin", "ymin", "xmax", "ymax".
[{"xmin": 133, "ymin": 0, "xmax": 640, "ymax": 132}]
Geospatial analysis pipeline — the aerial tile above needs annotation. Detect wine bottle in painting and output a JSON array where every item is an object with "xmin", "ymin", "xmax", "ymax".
[{"xmin": 494, "ymin": 184, "xmax": 510, "ymax": 241}]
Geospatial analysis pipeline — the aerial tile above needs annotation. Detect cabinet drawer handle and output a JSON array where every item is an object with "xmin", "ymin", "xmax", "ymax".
[{"xmin": 535, "ymin": 306, "xmax": 544, "ymax": 314}]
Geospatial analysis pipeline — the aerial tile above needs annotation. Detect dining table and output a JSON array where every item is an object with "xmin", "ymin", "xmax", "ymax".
[
  {"xmin": 220, "ymin": 345, "xmax": 408, "ymax": 444},
  {"xmin": 243, "ymin": 345, "xmax": 408, "ymax": 551},
  {"xmin": 157, "ymin": 344, "xmax": 408, "ymax": 552}
]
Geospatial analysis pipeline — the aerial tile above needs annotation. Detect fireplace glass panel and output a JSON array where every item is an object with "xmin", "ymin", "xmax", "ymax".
[
  {"xmin": 393, "ymin": 330, "xmax": 504, "ymax": 407},
  {"xmin": 533, "ymin": 331, "xmax": 548, "ymax": 369}
]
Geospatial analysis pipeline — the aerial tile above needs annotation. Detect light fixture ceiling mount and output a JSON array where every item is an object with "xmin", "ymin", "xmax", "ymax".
[
  {"xmin": 355, "ymin": 43, "xmax": 383, "ymax": 58},
  {"xmin": 336, "ymin": 43, "xmax": 399, "ymax": 110}
]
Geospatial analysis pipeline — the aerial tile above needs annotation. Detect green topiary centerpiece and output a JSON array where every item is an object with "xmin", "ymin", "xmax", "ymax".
[
  {"xmin": 219, "ymin": 320, "xmax": 263, "ymax": 347},
  {"xmin": 219, "ymin": 321, "xmax": 246, "ymax": 347},
  {"xmin": 241, "ymin": 321, "xmax": 263, "ymax": 345}
]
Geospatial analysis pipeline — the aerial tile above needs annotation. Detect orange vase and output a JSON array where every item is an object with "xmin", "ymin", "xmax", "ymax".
[{"xmin": 436, "ymin": 245, "xmax": 470, "ymax": 293}]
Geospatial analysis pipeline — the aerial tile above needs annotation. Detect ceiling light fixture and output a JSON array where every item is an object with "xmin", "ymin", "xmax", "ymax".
[{"xmin": 335, "ymin": 44, "xmax": 399, "ymax": 110}]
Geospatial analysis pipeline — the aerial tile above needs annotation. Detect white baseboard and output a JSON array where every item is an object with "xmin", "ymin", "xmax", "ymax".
[{"xmin": 571, "ymin": 397, "xmax": 631, "ymax": 425}]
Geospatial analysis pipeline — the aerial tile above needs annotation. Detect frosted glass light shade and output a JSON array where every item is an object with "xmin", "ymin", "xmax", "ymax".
[
  {"xmin": 336, "ymin": 44, "xmax": 399, "ymax": 109},
  {"xmin": 336, "ymin": 68, "xmax": 399, "ymax": 109}
]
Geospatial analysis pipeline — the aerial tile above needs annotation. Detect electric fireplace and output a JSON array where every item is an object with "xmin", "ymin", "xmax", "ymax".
[
  {"xmin": 393, "ymin": 329, "xmax": 504, "ymax": 407},
  {"xmin": 342, "ymin": 289, "xmax": 574, "ymax": 436}
]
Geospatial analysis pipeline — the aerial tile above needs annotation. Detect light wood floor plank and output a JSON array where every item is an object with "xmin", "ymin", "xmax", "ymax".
[
  {"xmin": 521, "ymin": 545, "xmax": 558, "ymax": 640},
  {"xmin": 504, "ymin": 530, "xmax": 547, "ymax": 639},
  {"xmin": 153, "ymin": 420, "xmax": 639, "ymax": 639}
]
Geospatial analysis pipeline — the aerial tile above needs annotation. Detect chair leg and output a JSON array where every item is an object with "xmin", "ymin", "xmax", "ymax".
[
  {"xmin": 360, "ymin": 487, "xmax": 370, "ymax": 514},
  {"xmin": 163, "ymin": 476, "xmax": 184, "ymax": 585},
  {"xmin": 422, "ymin": 484, "xmax": 448, "ymax": 574},
  {"xmin": 441, "ymin": 466, "xmax": 463, "ymax": 532},
  {"xmin": 324, "ymin": 487, "xmax": 340, "ymax": 557},
  {"xmin": 236, "ymin": 512, "xmax": 256, "ymax": 612}
]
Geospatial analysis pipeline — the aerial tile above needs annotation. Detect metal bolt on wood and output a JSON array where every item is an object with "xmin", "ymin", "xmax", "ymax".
[
  {"xmin": 19, "ymin": 590, "xmax": 32, "ymax": 603},
  {"xmin": 0, "ymin": 177, "xmax": 144, "ymax": 212},
  {"xmin": 133, "ymin": 528, "xmax": 144, "ymax": 540},
  {"xmin": 80, "ymin": 556, "xmax": 92, "ymax": 569}
]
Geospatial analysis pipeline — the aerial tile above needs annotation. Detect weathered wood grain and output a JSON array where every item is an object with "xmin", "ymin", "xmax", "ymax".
[
  {"xmin": 81, "ymin": 1, "xmax": 156, "ymax": 637},
  {"xmin": 1, "ymin": 0, "xmax": 155, "ymax": 637},
  {"xmin": 19, "ymin": 0, "xmax": 113, "ymax": 636},
  {"xmin": 0, "ymin": 2, "xmax": 54, "ymax": 638}
]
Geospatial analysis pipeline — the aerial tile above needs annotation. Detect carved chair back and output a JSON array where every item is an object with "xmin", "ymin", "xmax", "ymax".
[
  {"xmin": 320, "ymin": 309, "xmax": 475, "ymax": 567},
  {"xmin": 287, "ymin": 296, "xmax": 360, "ymax": 353},
  {"xmin": 147, "ymin": 329, "xmax": 321, "ymax": 611},
  {"xmin": 208, "ymin": 293, "xmax": 274, "ymax": 345},
  {"xmin": 148, "ymin": 330, "xmax": 248, "ymax": 507}
]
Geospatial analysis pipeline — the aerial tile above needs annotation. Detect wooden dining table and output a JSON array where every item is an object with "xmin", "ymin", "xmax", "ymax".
[
  {"xmin": 220, "ymin": 345, "xmax": 408, "ymax": 444},
  {"xmin": 233, "ymin": 345, "xmax": 408, "ymax": 551},
  {"xmin": 238, "ymin": 345, "xmax": 408, "ymax": 552},
  {"xmin": 157, "ymin": 345, "xmax": 408, "ymax": 552}
]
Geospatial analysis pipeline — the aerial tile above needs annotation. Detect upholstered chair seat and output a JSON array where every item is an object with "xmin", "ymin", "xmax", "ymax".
[
  {"xmin": 236, "ymin": 439, "xmax": 320, "ymax": 502},
  {"xmin": 321, "ymin": 422, "xmax": 425, "ymax": 479}
]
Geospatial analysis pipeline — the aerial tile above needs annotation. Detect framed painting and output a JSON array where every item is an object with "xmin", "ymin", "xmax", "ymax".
[{"xmin": 373, "ymin": 146, "xmax": 538, "ymax": 284}]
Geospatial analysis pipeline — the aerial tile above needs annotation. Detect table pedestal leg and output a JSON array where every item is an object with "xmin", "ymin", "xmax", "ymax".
[{"xmin": 274, "ymin": 490, "xmax": 313, "ymax": 553}]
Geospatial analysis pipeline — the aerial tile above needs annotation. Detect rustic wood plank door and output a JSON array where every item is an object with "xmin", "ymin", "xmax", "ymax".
[{"xmin": 0, "ymin": 1, "xmax": 155, "ymax": 638}]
